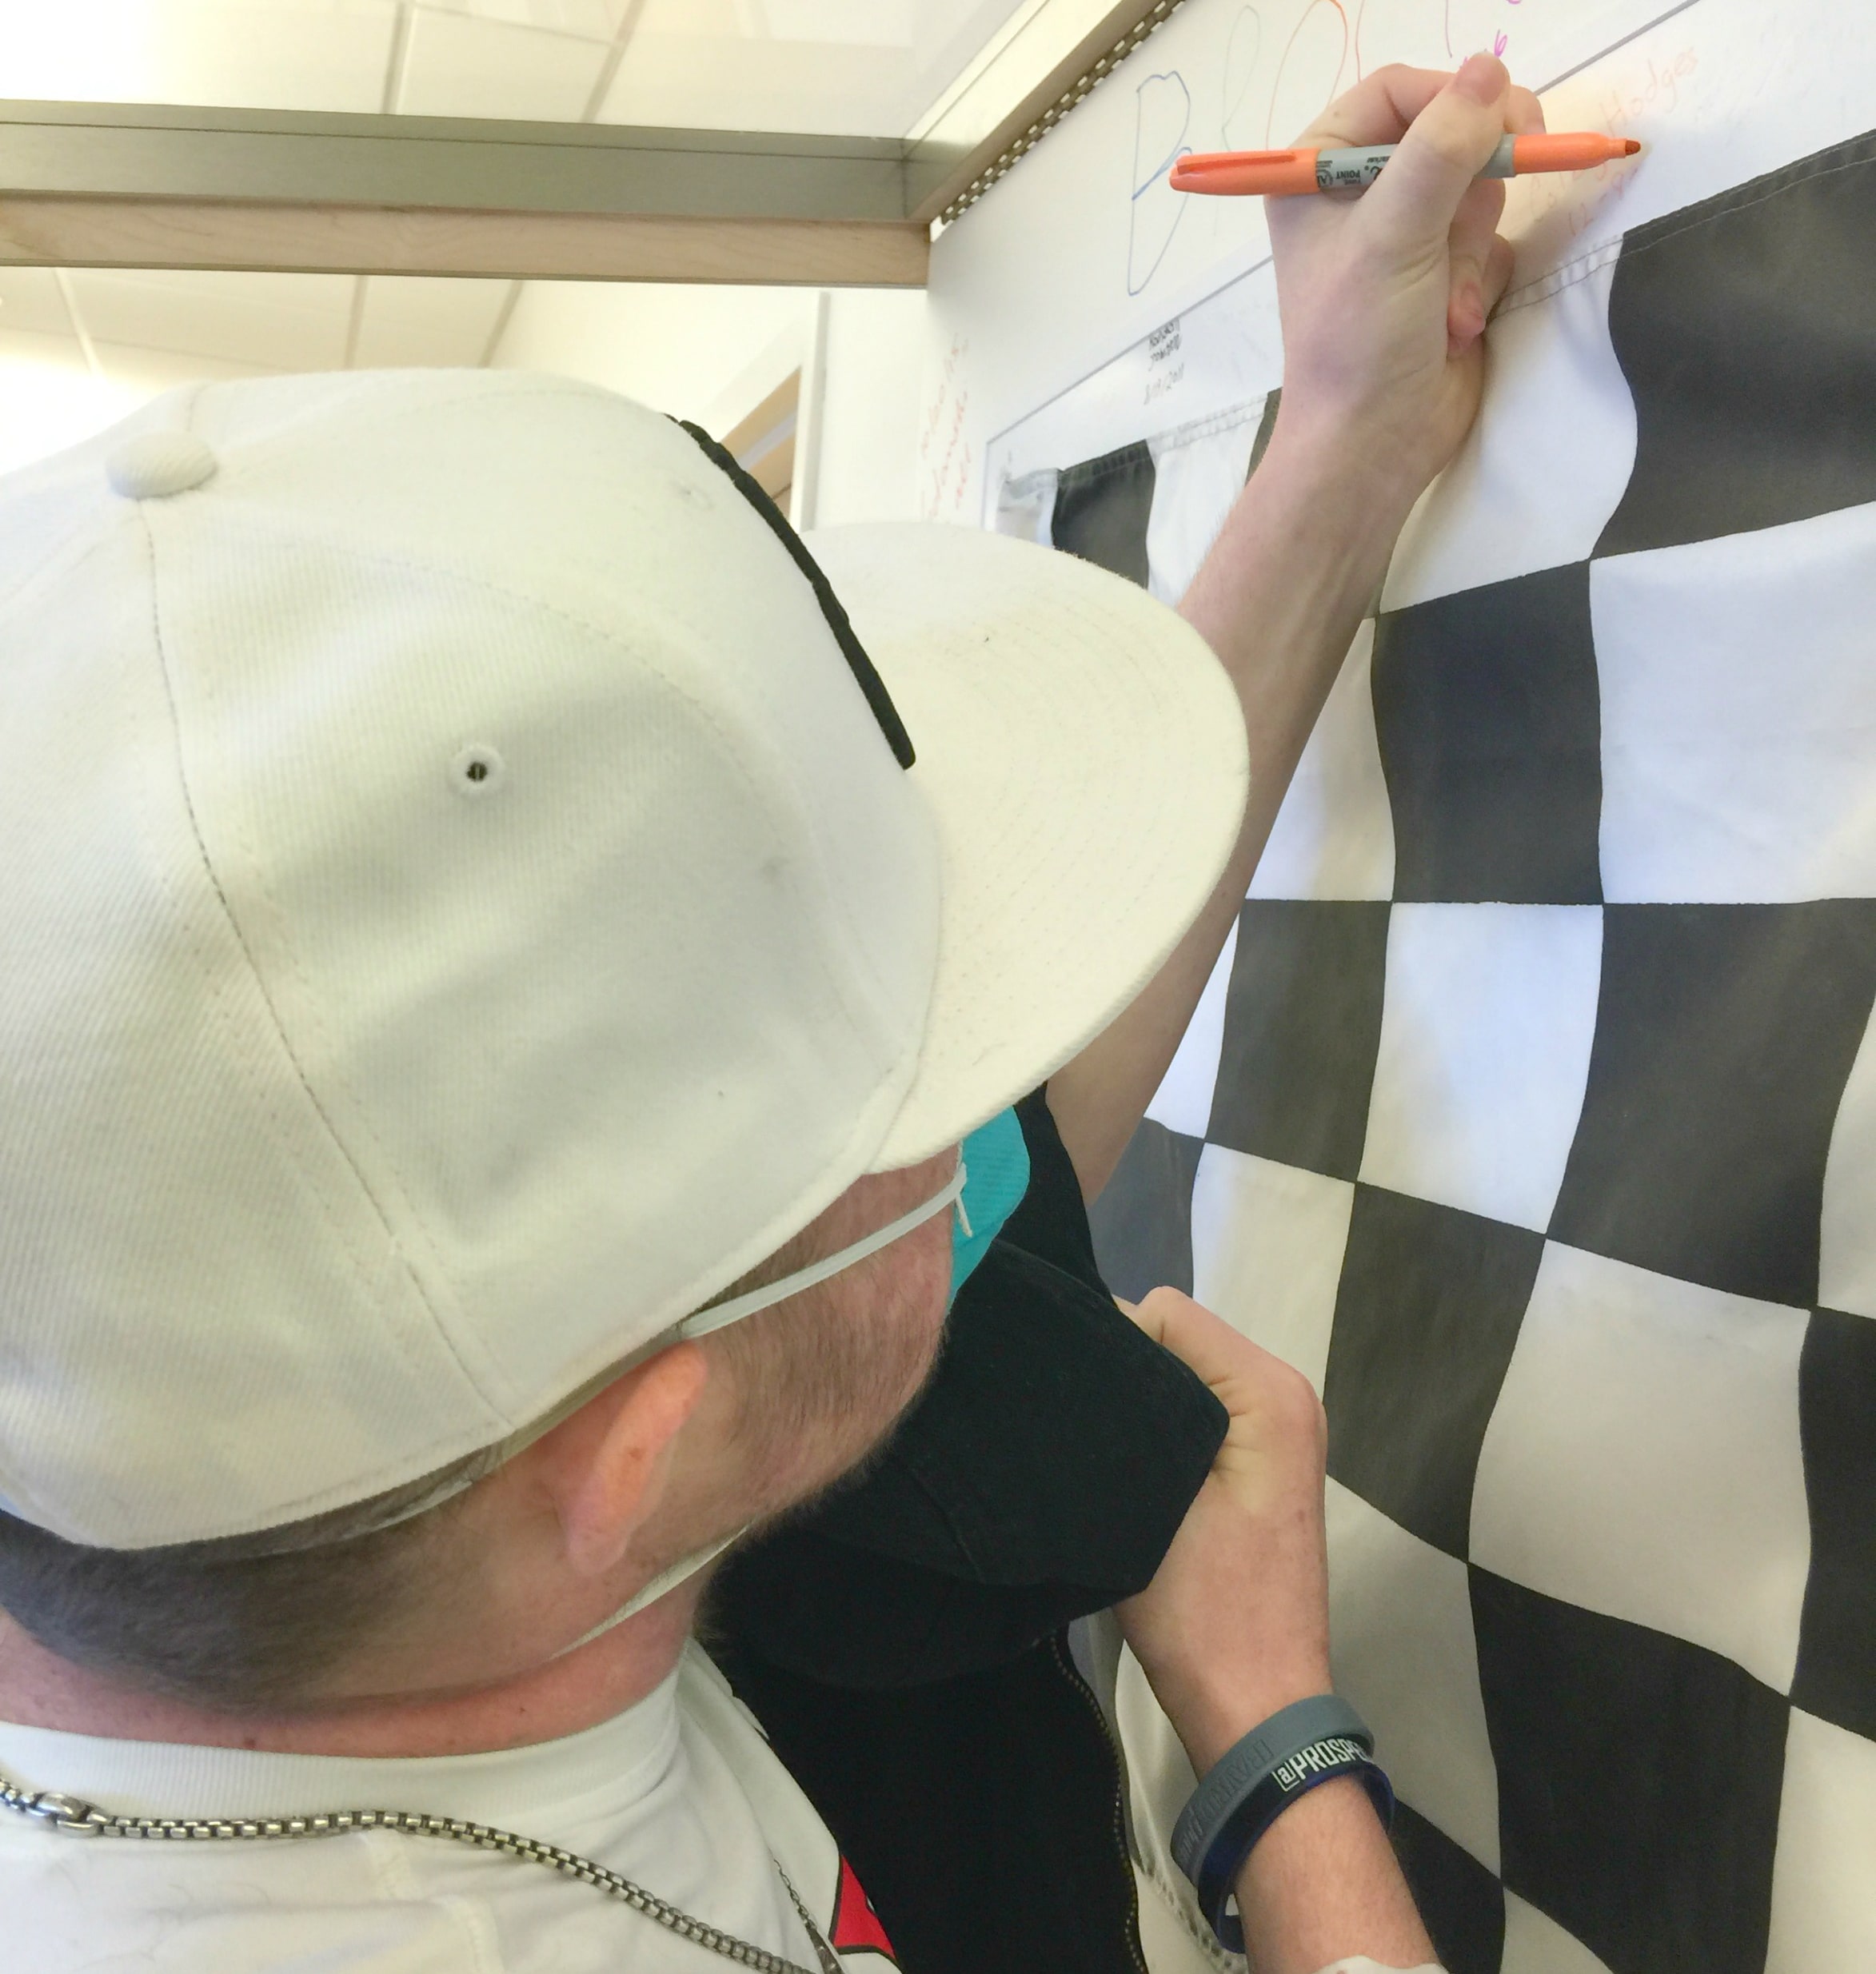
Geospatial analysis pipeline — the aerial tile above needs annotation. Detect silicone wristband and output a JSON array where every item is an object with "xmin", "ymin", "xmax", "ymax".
[
  {"xmin": 1195, "ymin": 1742, "xmax": 1395, "ymax": 1952},
  {"xmin": 1172, "ymin": 1695, "xmax": 1372, "ymax": 1881},
  {"xmin": 1170, "ymin": 1696, "xmax": 1392, "ymax": 1956}
]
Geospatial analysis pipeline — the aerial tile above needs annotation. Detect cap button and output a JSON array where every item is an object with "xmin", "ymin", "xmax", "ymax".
[{"xmin": 106, "ymin": 432, "xmax": 218, "ymax": 500}]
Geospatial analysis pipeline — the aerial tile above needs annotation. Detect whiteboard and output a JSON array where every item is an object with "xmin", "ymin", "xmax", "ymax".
[{"xmin": 916, "ymin": 0, "xmax": 1876, "ymax": 524}]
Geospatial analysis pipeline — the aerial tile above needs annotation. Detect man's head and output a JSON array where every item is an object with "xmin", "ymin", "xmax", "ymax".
[
  {"xmin": 0, "ymin": 1147, "xmax": 957, "ymax": 1713},
  {"xmin": 0, "ymin": 370, "xmax": 1246, "ymax": 1727}
]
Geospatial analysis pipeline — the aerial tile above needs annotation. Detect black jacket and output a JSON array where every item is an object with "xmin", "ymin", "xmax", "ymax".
[{"xmin": 709, "ymin": 1088, "xmax": 1226, "ymax": 1974}]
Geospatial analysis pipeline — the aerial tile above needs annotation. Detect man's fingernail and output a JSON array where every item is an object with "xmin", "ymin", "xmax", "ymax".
[{"xmin": 1456, "ymin": 53, "xmax": 1507, "ymax": 103}]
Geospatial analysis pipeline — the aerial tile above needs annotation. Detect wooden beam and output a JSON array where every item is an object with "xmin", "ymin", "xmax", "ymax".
[
  {"xmin": 0, "ymin": 201, "xmax": 928, "ymax": 287},
  {"xmin": 0, "ymin": 98, "xmax": 926, "ymax": 286}
]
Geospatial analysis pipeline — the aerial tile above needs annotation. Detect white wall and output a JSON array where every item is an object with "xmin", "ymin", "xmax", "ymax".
[
  {"xmin": 915, "ymin": 0, "xmax": 1728, "ymax": 525},
  {"xmin": 492, "ymin": 278, "xmax": 816, "ymax": 433},
  {"xmin": 812, "ymin": 288, "xmax": 926, "ymax": 528},
  {"xmin": 493, "ymin": 277, "xmax": 926, "ymax": 528}
]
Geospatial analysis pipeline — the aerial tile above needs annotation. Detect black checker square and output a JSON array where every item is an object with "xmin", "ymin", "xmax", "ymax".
[
  {"xmin": 1471, "ymin": 1569, "xmax": 1789, "ymax": 1974},
  {"xmin": 1207, "ymin": 899, "xmax": 1391, "ymax": 1181},
  {"xmin": 1371, "ymin": 561, "xmax": 1602, "ymax": 905},
  {"xmin": 1389, "ymin": 1797, "xmax": 1505, "ymax": 1974},
  {"xmin": 1792, "ymin": 1306, "xmax": 1876, "ymax": 1741},
  {"xmin": 1084, "ymin": 1118, "xmax": 1203, "ymax": 1305},
  {"xmin": 1323, "ymin": 1186, "xmax": 1543, "ymax": 1559},
  {"xmin": 1548, "ymin": 902, "xmax": 1876, "ymax": 1309},
  {"xmin": 1598, "ymin": 130, "xmax": 1876, "ymax": 558},
  {"xmin": 1049, "ymin": 439, "xmax": 1155, "ymax": 588}
]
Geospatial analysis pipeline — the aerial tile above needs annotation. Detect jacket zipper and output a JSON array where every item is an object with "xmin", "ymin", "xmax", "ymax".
[{"xmin": 1047, "ymin": 1629, "xmax": 1150, "ymax": 1974}]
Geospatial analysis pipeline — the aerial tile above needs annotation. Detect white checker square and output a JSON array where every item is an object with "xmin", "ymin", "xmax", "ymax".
[
  {"xmin": 1357, "ymin": 905, "xmax": 1603, "ymax": 1232},
  {"xmin": 1188, "ymin": 1144, "xmax": 1353, "ymax": 1396},
  {"xmin": 1144, "ymin": 919, "xmax": 1235, "ymax": 1141},
  {"xmin": 1471, "ymin": 1242, "xmax": 1812, "ymax": 1693},
  {"xmin": 1249, "ymin": 621, "xmax": 1395, "ymax": 903},
  {"xmin": 1765, "ymin": 1709, "xmax": 1876, "ymax": 1971},
  {"xmin": 1145, "ymin": 409, "xmax": 1261, "ymax": 607},
  {"xmin": 1595, "ymin": 500, "xmax": 1876, "ymax": 903},
  {"xmin": 1819, "ymin": 1002, "xmax": 1876, "ymax": 1319},
  {"xmin": 1501, "ymin": 1892, "xmax": 1616, "ymax": 1974},
  {"xmin": 992, "ymin": 469, "xmax": 1056, "ymax": 548},
  {"xmin": 1325, "ymin": 1480, "xmax": 1500, "ymax": 1874},
  {"xmin": 1382, "ymin": 250, "xmax": 1635, "ymax": 613}
]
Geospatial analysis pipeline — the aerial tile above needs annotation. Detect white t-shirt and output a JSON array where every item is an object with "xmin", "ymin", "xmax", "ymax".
[{"xmin": 0, "ymin": 1642, "xmax": 900, "ymax": 1972}]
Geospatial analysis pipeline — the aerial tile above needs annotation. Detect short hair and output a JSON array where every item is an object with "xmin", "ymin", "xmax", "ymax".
[
  {"xmin": 0, "ymin": 1166, "xmax": 940, "ymax": 1713},
  {"xmin": 0, "ymin": 1448, "xmax": 500, "ymax": 1712}
]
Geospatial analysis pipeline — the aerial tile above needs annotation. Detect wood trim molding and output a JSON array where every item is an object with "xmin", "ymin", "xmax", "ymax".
[
  {"xmin": 722, "ymin": 369, "xmax": 800, "ymax": 464},
  {"xmin": 0, "ymin": 199, "xmax": 928, "ymax": 286}
]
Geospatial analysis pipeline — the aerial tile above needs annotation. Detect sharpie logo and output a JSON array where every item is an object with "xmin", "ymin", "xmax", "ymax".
[{"xmin": 1316, "ymin": 157, "xmax": 1386, "ymax": 192}]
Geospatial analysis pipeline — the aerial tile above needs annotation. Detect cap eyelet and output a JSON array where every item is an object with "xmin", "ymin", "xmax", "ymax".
[{"xmin": 449, "ymin": 744, "xmax": 507, "ymax": 798}]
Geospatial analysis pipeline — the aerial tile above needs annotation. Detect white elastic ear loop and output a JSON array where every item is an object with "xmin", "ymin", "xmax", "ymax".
[
  {"xmin": 553, "ymin": 1160, "xmax": 968, "ymax": 1661},
  {"xmin": 675, "ymin": 1159, "xmax": 967, "ymax": 1342},
  {"xmin": 552, "ymin": 1525, "xmax": 749, "ymax": 1658}
]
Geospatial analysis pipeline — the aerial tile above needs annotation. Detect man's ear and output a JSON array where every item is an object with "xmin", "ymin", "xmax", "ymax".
[{"xmin": 536, "ymin": 1342, "xmax": 710, "ymax": 1580}]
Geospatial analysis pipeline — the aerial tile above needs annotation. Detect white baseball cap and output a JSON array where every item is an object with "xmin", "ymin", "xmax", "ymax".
[{"xmin": 0, "ymin": 369, "xmax": 1247, "ymax": 1549}]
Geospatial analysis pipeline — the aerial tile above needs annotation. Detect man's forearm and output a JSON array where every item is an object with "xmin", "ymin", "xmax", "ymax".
[
  {"xmin": 1235, "ymin": 1777, "xmax": 1437, "ymax": 1974},
  {"xmin": 1046, "ymin": 424, "xmax": 1407, "ymax": 1202}
]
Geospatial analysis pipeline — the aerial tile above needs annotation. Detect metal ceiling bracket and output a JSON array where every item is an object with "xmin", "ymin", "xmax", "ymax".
[
  {"xmin": 0, "ymin": 2, "xmax": 1186, "ymax": 283},
  {"xmin": 0, "ymin": 100, "xmax": 928, "ymax": 285}
]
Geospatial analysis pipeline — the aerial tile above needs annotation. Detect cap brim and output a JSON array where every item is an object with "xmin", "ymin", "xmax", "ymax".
[{"xmin": 803, "ymin": 523, "xmax": 1250, "ymax": 1172}]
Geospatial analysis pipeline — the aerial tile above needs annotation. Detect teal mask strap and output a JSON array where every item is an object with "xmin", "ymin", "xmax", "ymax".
[{"xmin": 950, "ymin": 1107, "xmax": 1032, "ymax": 1298}]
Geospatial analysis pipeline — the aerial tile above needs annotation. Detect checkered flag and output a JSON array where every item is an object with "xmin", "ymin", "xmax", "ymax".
[{"xmin": 1006, "ymin": 130, "xmax": 1876, "ymax": 1974}]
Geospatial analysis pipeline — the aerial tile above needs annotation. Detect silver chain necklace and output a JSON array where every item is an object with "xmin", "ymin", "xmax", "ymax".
[{"xmin": 0, "ymin": 1769, "xmax": 844, "ymax": 1974}]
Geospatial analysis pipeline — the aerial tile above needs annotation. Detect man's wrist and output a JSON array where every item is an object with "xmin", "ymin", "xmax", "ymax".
[
  {"xmin": 1162, "ymin": 1660, "xmax": 1337, "ymax": 1778},
  {"xmin": 1253, "ymin": 413, "xmax": 1420, "ymax": 572}
]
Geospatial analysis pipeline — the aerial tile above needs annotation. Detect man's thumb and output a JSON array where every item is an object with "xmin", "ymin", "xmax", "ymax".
[{"xmin": 1363, "ymin": 53, "xmax": 1511, "ymax": 249}]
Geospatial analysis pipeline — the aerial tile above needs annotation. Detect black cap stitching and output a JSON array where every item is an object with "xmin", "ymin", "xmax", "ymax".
[{"xmin": 673, "ymin": 417, "xmax": 916, "ymax": 771}]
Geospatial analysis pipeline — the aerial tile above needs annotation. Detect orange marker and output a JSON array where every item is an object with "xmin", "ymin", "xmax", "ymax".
[{"xmin": 1170, "ymin": 133, "xmax": 1642, "ymax": 197}]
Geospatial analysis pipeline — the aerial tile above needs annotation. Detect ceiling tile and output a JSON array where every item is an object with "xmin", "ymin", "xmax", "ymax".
[
  {"xmin": 0, "ymin": 4, "xmax": 399, "ymax": 114},
  {"xmin": 0, "ymin": 325, "xmax": 90, "ymax": 378},
  {"xmin": 91, "ymin": 341, "xmax": 276, "ymax": 393},
  {"xmin": 601, "ymin": 0, "xmax": 1032, "ymax": 136},
  {"xmin": 418, "ymin": 0, "xmax": 629, "ymax": 37},
  {"xmin": 0, "ymin": 269, "xmax": 81, "ymax": 341},
  {"xmin": 601, "ymin": 34, "xmax": 917, "ymax": 136},
  {"xmin": 350, "ymin": 276, "xmax": 515, "ymax": 368},
  {"xmin": 398, "ymin": 10, "xmax": 612, "ymax": 119},
  {"xmin": 63, "ymin": 270, "xmax": 354, "ymax": 373}
]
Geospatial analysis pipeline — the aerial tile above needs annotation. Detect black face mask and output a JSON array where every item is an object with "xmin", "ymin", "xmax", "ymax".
[{"xmin": 708, "ymin": 1086, "xmax": 1228, "ymax": 1689}]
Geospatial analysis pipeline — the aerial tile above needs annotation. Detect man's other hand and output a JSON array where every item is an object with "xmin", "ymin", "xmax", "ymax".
[
  {"xmin": 1266, "ymin": 55, "xmax": 1547, "ymax": 520},
  {"xmin": 1114, "ymin": 1289, "xmax": 1333, "ymax": 1776}
]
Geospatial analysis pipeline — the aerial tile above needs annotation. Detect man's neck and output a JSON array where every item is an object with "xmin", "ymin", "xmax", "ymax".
[{"xmin": 0, "ymin": 1583, "xmax": 704, "ymax": 1760}]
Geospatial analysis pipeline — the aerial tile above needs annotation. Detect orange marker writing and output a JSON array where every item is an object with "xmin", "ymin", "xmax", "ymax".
[{"xmin": 1170, "ymin": 133, "xmax": 1642, "ymax": 197}]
